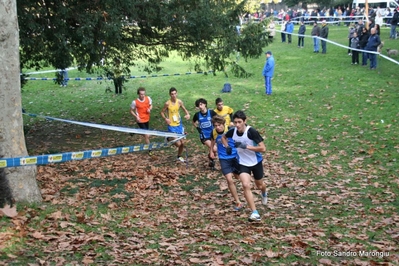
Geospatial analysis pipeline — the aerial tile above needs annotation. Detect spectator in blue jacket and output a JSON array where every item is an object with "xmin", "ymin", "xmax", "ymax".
[
  {"xmin": 286, "ymin": 20, "xmax": 294, "ymax": 43},
  {"xmin": 262, "ymin": 51, "xmax": 275, "ymax": 95},
  {"xmin": 365, "ymin": 27, "xmax": 381, "ymax": 70}
]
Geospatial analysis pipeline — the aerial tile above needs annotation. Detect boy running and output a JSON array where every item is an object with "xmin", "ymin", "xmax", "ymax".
[
  {"xmin": 160, "ymin": 87, "xmax": 190, "ymax": 162},
  {"xmin": 214, "ymin": 97, "xmax": 234, "ymax": 129},
  {"xmin": 209, "ymin": 115, "xmax": 243, "ymax": 210},
  {"xmin": 192, "ymin": 98, "xmax": 217, "ymax": 168},
  {"xmin": 130, "ymin": 87, "xmax": 152, "ymax": 155},
  {"xmin": 223, "ymin": 110, "xmax": 267, "ymax": 222}
]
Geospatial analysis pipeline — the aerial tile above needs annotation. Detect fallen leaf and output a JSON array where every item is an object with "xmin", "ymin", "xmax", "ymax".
[{"xmin": 0, "ymin": 204, "xmax": 18, "ymax": 218}]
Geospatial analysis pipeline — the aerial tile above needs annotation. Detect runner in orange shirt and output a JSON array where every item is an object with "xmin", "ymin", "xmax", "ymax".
[{"xmin": 130, "ymin": 87, "xmax": 153, "ymax": 155}]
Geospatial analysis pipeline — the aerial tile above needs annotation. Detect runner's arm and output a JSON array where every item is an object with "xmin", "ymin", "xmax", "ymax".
[
  {"xmin": 160, "ymin": 102, "xmax": 170, "ymax": 125},
  {"xmin": 179, "ymin": 100, "xmax": 190, "ymax": 120}
]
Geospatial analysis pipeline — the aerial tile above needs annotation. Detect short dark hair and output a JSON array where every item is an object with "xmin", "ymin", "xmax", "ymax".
[
  {"xmin": 137, "ymin": 87, "xmax": 146, "ymax": 94},
  {"xmin": 195, "ymin": 98, "xmax": 207, "ymax": 107},
  {"xmin": 169, "ymin": 87, "xmax": 177, "ymax": 94},
  {"xmin": 233, "ymin": 110, "xmax": 246, "ymax": 121},
  {"xmin": 215, "ymin": 97, "xmax": 223, "ymax": 105}
]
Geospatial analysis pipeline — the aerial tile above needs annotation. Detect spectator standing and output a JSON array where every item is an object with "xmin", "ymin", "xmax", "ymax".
[
  {"xmin": 281, "ymin": 20, "xmax": 287, "ymax": 43},
  {"xmin": 365, "ymin": 27, "xmax": 381, "ymax": 70},
  {"xmin": 367, "ymin": 18, "xmax": 376, "ymax": 34},
  {"xmin": 298, "ymin": 21, "xmax": 306, "ymax": 48},
  {"xmin": 337, "ymin": 7, "xmax": 343, "ymax": 26},
  {"xmin": 286, "ymin": 20, "xmax": 294, "ymax": 43},
  {"xmin": 375, "ymin": 24, "xmax": 381, "ymax": 35},
  {"xmin": 311, "ymin": 9, "xmax": 318, "ymax": 21},
  {"xmin": 311, "ymin": 21, "xmax": 321, "ymax": 53},
  {"xmin": 267, "ymin": 20, "xmax": 276, "ymax": 40},
  {"xmin": 356, "ymin": 19, "xmax": 365, "ymax": 37},
  {"xmin": 390, "ymin": 9, "xmax": 399, "ymax": 39},
  {"xmin": 328, "ymin": 8, "xmax": 334, "ymax": 22},
  {"xmin": 262, "ymin": 51, "xmax": 275, "ymax": 96},
  {"xmin": 348, "ymin": 25, "xmax": 356, "ymax": 55},
  {"xmin": 359, "ymin": 27, "xmax": 370, "ymax": 66},
  {"xmin": 386, "ymin": 8, "xmax": 392, "ymax": 25},
  {"xmin": 375, "ymin": 6, "xmax": 385, "ymax": 27},
  {"xmin": 320, "ymin": 20, "xmax": 329, "ymax": 54},
  {"xmin": 59, "ymin": 68, "xmax": 68, "ymax": 87},
  {"xmin": 304, "ymin": 10, "xmax": 310, "ymax": 21},
  {"xmin": 112, "ymin": 58, "xmax": 123, "ymax": 95},
  {"xmin": 344, "ymin": 7, "xmax": 351, "ymax": 26},
  {"xmin": 130, "ymin": 87, "xmax": 153, "ymax": 154},
  {"xmin": 350, "ymin": 32, "xmax": 360, "ymax": 65}
]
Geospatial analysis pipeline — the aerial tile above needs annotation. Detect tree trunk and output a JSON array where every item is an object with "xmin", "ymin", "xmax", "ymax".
[{"xmin": 0, "ymin": 0, "xmax": 42, "ymax": 203}]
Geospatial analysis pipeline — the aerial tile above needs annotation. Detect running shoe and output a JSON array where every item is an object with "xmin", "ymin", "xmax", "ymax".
[
  {"xmin": 248, "ymin": 212, "xmax": 261, "ymax": 222},
  {"xmin": 148, "ymin": 150, "xmax": 153, "ymax": 156},
  {"xmin": 177, "ymin": 156, "xmax": 185, "ymax": 162},
  {"xmin": 233, "ymin": 202, "xmax": 244, "ymax": 211},
  {"xmin": 208, "ymin": 159, "xmax": 215, "ymax": 168},
  {"xmin": 261, "ymin": 192, "xmax": 268, "ymax": 205}
]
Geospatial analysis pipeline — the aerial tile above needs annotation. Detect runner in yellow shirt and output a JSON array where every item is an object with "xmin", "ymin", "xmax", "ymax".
[
  {"xmin": 160, "ymin": 87, "xmax": 190, "ymax": 162},
  {"xmin": 214, "ymin": 98, "xmax": 234, "ymax": 129}
]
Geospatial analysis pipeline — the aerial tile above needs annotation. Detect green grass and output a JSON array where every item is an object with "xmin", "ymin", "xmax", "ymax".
[{"xmin": 1, "ymin": 25, "xmax": 398, "ymax": 265}]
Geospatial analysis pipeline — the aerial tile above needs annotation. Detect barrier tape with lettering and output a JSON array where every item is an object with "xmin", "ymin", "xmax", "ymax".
[
  {"xmin": 0, "ymin": 113, "xmax": 186, "ymax": 168},
  {"xmin": 0, "ymin": 141, "xmax": 179, "ymax": 168}
]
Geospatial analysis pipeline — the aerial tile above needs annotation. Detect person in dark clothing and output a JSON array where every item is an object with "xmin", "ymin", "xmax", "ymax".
[
  {"xmin": 350, "ymin": 32, "xmax": 360, "ymax": 65},
  {"xmin": 390, "ymin": 9, "xmax": 399, "ymax": 39},
  {"xmin": 112, "ymin": 58, "xmax": 123, "ymax": 94},
  {"xmin": 365, "ymin": 27, "xmax": 381, "ymax": 70},
  {"xmin": 297, "ymin": 21, "xmax": 306, "ymax": 48},
  {"xmin": 320, "ymin": 20, "xmax": 329, "ymax": 54},
  {"xmin": 359, "ymin": 27, "xmax": 370, "ymax": 66},
  {"xmin": 311, "ymin": 21, "xmax": 321, "ymax": 53}
]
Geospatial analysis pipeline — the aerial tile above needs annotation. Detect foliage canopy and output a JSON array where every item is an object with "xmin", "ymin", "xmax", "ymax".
[{"xmin": 17, "ymin": 0, "xmax": 270, "ymax": 77}]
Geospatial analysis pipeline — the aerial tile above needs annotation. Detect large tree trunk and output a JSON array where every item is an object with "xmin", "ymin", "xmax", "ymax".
[{"xmin": 0, "ymin": 0, "xmax": 42, "ymax": 203}]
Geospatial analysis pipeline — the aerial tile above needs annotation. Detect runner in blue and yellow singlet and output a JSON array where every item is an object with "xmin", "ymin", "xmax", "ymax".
[{"xmin": 160, "ymin": 87, "xmax": 190, "ymax": 162}]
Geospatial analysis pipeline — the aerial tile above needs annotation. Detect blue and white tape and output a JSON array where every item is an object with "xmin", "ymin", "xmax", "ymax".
[
  {"xmin": 0, "ymin": 142, "xmax": 171, "ymax": 168},
  {"xmin": 0, "ymin": 113, "xmax": 187, "ymax": 168},
  {"xmin": 24, "ymin": 71, "xmax": 214, "ymax": 81}
]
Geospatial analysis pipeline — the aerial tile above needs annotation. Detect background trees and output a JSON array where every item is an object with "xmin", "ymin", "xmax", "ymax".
[
  {"xmin": 1, "ymin": 0, "xmax": 270, "ymax": 204},
  {"xmin": 17, "ymin": 0, "xmax": 270, "ymax": 77}
]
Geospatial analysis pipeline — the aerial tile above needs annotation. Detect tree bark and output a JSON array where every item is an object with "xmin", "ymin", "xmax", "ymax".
[{"xmin": 0, "ymin": 0, "xmax": 42, "ymax": 203}]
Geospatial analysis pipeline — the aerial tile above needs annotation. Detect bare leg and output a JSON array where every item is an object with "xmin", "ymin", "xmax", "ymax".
[
  {"xmin": 225, "ymin": 173, "xmax": 240, "ymax": 204},
  {"xmin": 176, "ymin": 139, "xmax": 184, "ymax": 157},
  {"xmin": 144, "ymin": 134, "xmax": 150, "ymax": 145},
  {"xmin": 254, "ymin": 179, "xmax": 266, "ymax": 195},
  {"xmin": 239, "ymin": 172, "xmax": 256, "ymax": 211}
]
